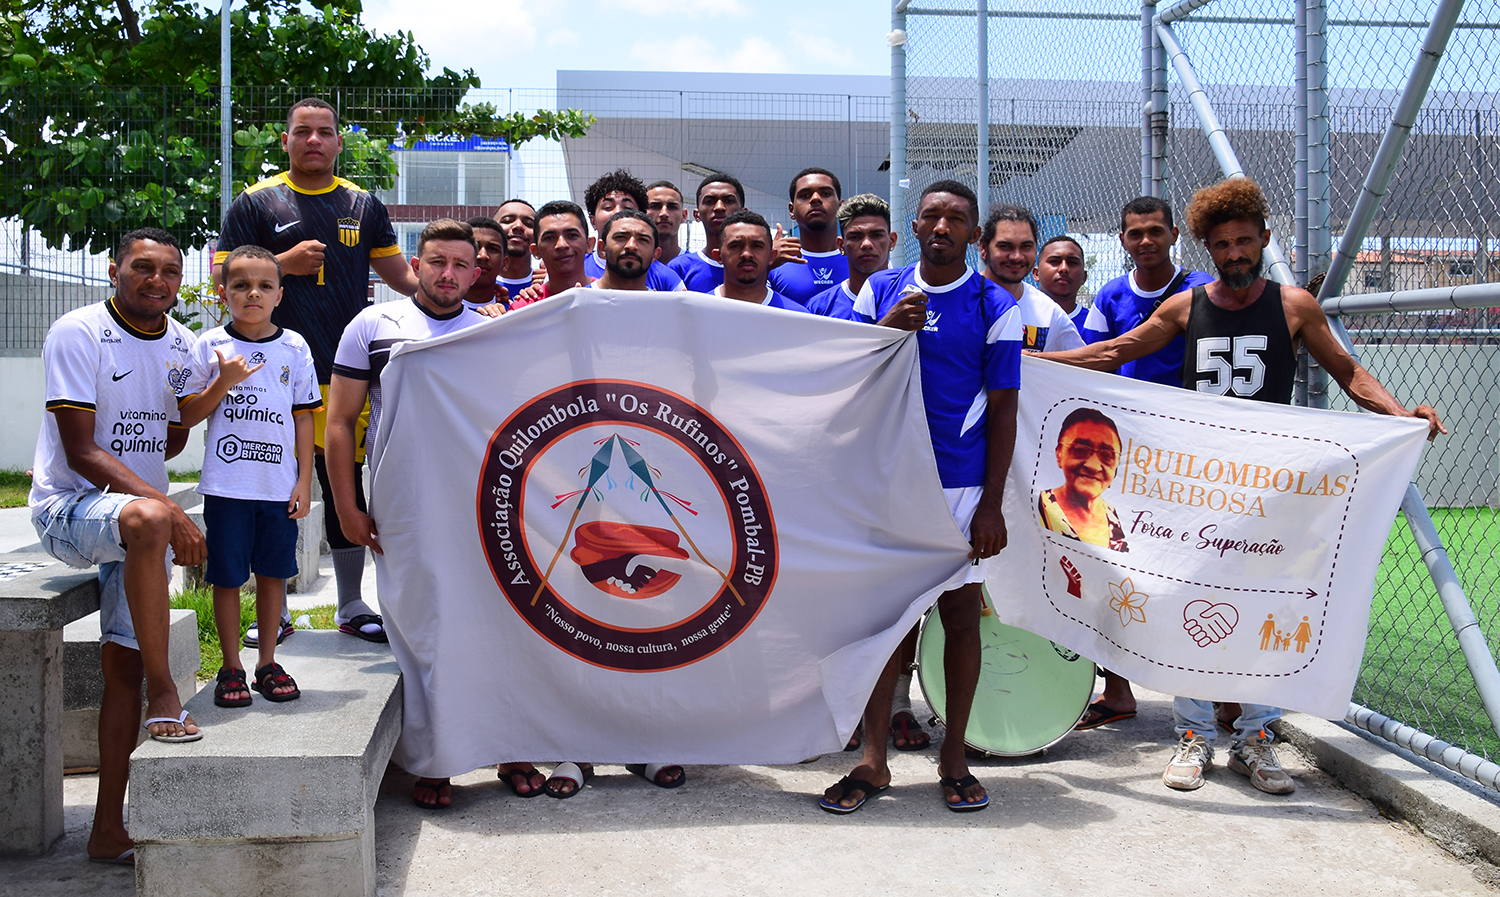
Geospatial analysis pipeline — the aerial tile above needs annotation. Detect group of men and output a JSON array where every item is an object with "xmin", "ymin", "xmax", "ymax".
[{"xmin": 31, "ymin": 96, "xmax": 1447, "ymax": 863}]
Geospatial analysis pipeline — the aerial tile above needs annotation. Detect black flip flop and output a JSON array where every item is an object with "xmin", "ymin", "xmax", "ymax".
[
  {"xmin": 1075, "ymin": 699, "xmax": 1137, "ymax": 730},
  {"xmin": 338, "ymin": 613, "xmax": 389, "ymax": 643},
  {"xmin": 412, "ymin": 778, "xmax": 451, "ymax": 810},
  {"xmin": 819, "ymin": 776, "xmax": 889, "ymax": 814},
  {"xmin": 889, "ymin": 712, "xmax": 931, "ymax": 751},
  {"xmin": 251, "ymin": 662, "xmax": 301, "ymax": 703},
  {"xmin": 939, "ymin": 774, "xmax": 989, "ymax": 812},
  {"xmin": 213, "ymin": 666, "xmax": 252, "ymax": 708},
  {"xmin": 499, "ymin": 765, "xmax": 546, "ymax": 798}
]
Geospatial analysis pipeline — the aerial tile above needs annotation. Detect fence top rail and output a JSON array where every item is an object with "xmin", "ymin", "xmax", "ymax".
[{"xmin": 1324, "ymin": 282, "xmax": 1500, "ymax": 315}]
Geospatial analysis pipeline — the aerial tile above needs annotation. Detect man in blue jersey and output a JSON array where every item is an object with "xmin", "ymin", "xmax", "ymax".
[
  {"xmin": 582, "ymin": 169, "xmax": 686, "ymax": 292},
  {"xmin": 494, "ymin": 199, "xmax": 539, "ymax": 301},
  {"xmin": 1082, "ymin": 197, "xmax": 1213, "ymax": 386},
  {"xmin": 1074, "ymin": 196, "xmax": 1214, "ymax": 727},
  {"xmin": 669, "ymin": 172, "xmax": 745, "ymax": 293},
  {"xmin": 803, "ymin": 193, "xmax": 897, "ymax": 320},
  {"xmin": 712, "ymin": 210, "xmax": 809, "ymax": 312},
  {"xmin": 769, "ymin": 167, "xmax": 849, "ymax": 305},
  {"xmin": 1034, "ymin": 235, "xmax": 1091, "ymax": 334},
  {"xmin": 823, "ymin": 180, "xmax": 1021, "ymax": 815},
  {"xmin": 645, "ymin": 181, "xmax": 689, "ymax": 267}
]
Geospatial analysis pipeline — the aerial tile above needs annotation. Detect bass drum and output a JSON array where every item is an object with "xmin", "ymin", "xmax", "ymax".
[{"xmin": 917, "ymin": 590, "xmax": 1096, "ymax": 757}]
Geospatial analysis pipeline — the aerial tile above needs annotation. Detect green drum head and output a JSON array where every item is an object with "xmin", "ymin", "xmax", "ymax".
[{"xmin": 918, "ymin": 598, "xmax": 1096, "ymax": 757}]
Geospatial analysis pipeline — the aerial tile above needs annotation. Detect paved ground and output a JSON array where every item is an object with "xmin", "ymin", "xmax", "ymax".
[{"xmin": 3, "ymin": 689, "xmax": 1496, "ymax": 897}]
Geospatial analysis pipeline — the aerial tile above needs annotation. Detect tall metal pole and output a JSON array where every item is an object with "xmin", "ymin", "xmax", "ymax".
[
  {"xmin": 1294, "ymin": 0, "xmax": 1309, "ymax": 286},
  {"xmin": 1150, "ymin": 15, "xmax": 1168, "ymax": 197},
  {"xmin": 890, "ymin": 1, "xmax": 910, "ymax": 267},
  {"xmin": 977, "ymin": 0, "xmax": 990, "ymax": 227},
  {"xmin": 219, "ymin": 0, "xmax": 233, "ymax": 228},
  {"xmin": 1141, "ymin": 0, "xmax": 1153, "ymax": 197},
  {"xmin": 1305, "ymin": 0, "xmax": 1330, "ymax": 408},
  {"xmin": 1155, "ymin": 22, "xmax": 1296, "ymax": 284},
  {"xmin": 1318, "ymin": 0, "xmax": 1468, "ymax": 301}
]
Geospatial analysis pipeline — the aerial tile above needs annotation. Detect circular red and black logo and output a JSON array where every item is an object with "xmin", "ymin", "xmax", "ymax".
[{"xmin": 477, "ymin": 380, "xmax": 777, "ymax": 671}]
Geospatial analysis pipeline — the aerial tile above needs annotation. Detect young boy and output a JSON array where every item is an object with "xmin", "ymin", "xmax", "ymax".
[{"xmin": 179, "ymin": 245, "xmax": 321, "ymax": 706}]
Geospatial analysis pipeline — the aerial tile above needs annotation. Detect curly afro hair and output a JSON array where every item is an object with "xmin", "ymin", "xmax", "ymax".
[{"xmin": 1185, "ymin": 177, "xmax": 1269, "ymax": 243}]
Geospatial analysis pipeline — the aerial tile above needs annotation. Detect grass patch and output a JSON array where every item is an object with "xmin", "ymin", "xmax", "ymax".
[
  {"xmin": 0, "ymin": 469, "xmax": 32, "ymax": 509},
  {"xmin": 1360, "ymin": 507, "xmax": 1500, "ymax": 761},
  {"xmin": 168, "ymin": 470, "xmax": 201, "ymax": 482},
  {"xmin": 171, "ymin": 586, "xmax": 337, "ymax": 681}
]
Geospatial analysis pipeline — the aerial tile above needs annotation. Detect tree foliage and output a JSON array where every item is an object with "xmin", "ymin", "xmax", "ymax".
[{"xmin": 0, "ymin": 0, "xmax": 593, "ymax": 252}]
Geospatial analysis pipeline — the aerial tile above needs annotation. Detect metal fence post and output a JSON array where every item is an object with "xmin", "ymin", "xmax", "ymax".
[
  {"xmin": 891, "ymin": 0, "xmax": 910, "ymax": 268},
  {"xmin": 977, "ymin": 0, "xmax": 990, "ymax": 226},
  {"xmin": 1400, "ymin": 484, "xmax": 1500, "ymax": 744},
  {"xmin": 219, "ymin": 0, "xmax": 233, "ymax": 229},
  {"xmin": 1141, "ymin": 0, "xmax": 1155, "ymax": 198}
]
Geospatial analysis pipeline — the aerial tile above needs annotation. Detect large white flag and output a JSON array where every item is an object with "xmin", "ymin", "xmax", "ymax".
[
  {"xmin": 991, "ymin": 356, "xmax": 1429, "ymax": 719},
  {"xmin": 367, "ymin": 290, "xmax": 972, "ymax": 777}
]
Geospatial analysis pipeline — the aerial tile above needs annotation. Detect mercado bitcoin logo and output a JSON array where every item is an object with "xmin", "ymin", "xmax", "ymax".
[{"xmin": 477, "ymin": 380, "xmax": 777, "ymax": 672}]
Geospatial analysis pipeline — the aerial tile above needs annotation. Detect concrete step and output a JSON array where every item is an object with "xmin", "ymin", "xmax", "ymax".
[
  {"xmin": 61, "ymin": 608, "xmax": 200, "ymax": 769},
  {"xmin": 129, "ymin": 630, "xmax": 402, "ymax": 897}
]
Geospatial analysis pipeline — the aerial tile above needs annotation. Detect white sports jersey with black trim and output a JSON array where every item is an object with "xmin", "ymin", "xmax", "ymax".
[
  {"xmin": 29, "ymin": 299, "xmax": 195, "ymax": 514},
  {"xmin": 854, "ymin": 266, "xmax": 1022, "ymax": 488},
  {"xmin": 332, "ymin": 298, "xmax": 485, "ymax": 451},
  {"xmin": 179, "ymin": 325, "xmax": 321, "ymax": 502},
  {"xmin": 1015, "ymin": 281, "xmax": 1085, "ymax": 353}
]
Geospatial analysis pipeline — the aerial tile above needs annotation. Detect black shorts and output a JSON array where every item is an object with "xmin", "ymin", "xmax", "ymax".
[{"xmin": 203, "ymin": 495, "xmax": 298, "ymax": 587}]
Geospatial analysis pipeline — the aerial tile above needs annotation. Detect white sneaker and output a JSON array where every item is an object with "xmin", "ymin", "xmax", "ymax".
[
  {"xmin": 1163, "ymin": 730, "xmax": 1213, "ymax": 790},
  {"xmin": 1228, "ymin": 730, "xmax": 1296, "ymax": 794}
]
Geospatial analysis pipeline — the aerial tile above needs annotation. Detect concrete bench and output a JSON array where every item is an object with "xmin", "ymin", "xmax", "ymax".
[
  {"xmin": 61, "ymin": 609, "xmax": 200, "ymax": 769},
  {"xmin": 130, "ymin": 630, "xmax": 402, "ymax": 897},
  {"xmin": 180, "ymin": 499, "xmax": 325, "ymax": 594},
  {"xmin": 0, "ymin": 552, "xmax": 100, "ymax": 856}
]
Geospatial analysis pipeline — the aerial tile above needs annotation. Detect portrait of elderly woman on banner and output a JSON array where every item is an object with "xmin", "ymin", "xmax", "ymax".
[{"xmin": 1038, "ymin": 407, "xmax": 1129, "ymax": 552}]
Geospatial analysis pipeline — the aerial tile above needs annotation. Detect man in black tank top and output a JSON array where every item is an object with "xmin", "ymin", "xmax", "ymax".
[{"xmin": 1042, "ymin": 177, "xmax": 1444, "ymax": 796}]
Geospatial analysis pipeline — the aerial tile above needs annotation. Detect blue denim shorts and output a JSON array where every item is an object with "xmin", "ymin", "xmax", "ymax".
[
  {"xmin": 203, "ymin": 495, "xmax": 298, "ymax": 588},
  {"xmin": 33, "ymin": 490, "xmax": 156, "ymax": 650}
]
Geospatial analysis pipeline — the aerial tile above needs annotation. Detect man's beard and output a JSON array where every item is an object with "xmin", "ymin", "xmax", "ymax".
[
  {"xmin": 605, "ymin": 254, "xmax": 647, "ymax": 279},
  {"xmin": 1216, "ymin": 255, "xmax": 1263, "ymax": 290}
]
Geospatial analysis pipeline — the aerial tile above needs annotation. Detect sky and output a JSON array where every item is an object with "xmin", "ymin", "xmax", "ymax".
[{"xmin": 357, "ymin": 0, "xmax": 893, "ymax": 89}]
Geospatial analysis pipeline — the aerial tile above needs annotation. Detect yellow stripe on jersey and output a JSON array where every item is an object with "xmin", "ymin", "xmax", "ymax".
[
  {"xmin": 369, "ymin": 244, "xmax": 402, "ymax": 258},
  {"xmin": 243, "ymin": 171, "xmax": 368, "ymax": 197}
]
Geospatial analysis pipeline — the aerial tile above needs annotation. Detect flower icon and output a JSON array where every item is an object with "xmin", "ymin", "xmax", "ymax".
[{"xmin": 1108, "ymin": 578, "xmax": 1148, "ymax": 627}]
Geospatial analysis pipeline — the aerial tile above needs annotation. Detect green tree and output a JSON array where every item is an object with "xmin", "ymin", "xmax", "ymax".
[{"xmin": 0, "ymin": 0, "xmax": 592, "ymax": 253}]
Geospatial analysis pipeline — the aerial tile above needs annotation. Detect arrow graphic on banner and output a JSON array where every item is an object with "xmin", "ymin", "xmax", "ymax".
[{"xmin": 532, "ymin": 436, "xmax": 618, "ymax": 606}]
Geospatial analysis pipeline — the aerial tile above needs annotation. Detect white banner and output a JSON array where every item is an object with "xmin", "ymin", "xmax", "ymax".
[
  {"xmin": 367, "ymin": 290, "xmax": 972, "ymax": 777},
  {"xmin": 991, "ymin": 356, "xmax": 1429, "ymax": 719}
]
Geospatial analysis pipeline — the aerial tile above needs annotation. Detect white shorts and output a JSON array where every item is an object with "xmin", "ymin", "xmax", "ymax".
[{"xmin": 944, "ymin": 485, "xmax": 988, "ymax": 584}]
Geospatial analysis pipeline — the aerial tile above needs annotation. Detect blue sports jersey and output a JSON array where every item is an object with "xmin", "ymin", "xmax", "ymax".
[
  {"xmin": 1069, "ymin": 303, "xmax": 1090, "ymax": 334},
  {"xmin": 713, "ymin": 286, "xmax": 810, "ymax": 313},
  {"xmin": 667, "ymin": 250, "xmax": 724, "ymax": 293},
  {"xmin": 805, "ymin": 280, "xmax": 859, "ymax": 320},
  {"xmin": 768, "ymin": 250, "xmax": 849, "ymax": 305},
  {"xmin": 1081, "ymin": 267, "xmax": 1213, "ymax": 387},
  {"xmin": 583, "ymin": 252, "xmax": 686, "ymax": 291},
  {"xmin": 854, "ymin": 266, "xmax": 1022, "ymax": 488}
]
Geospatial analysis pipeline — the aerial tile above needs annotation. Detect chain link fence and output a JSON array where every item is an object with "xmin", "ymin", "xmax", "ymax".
[
  {"xmin": 0, "ymin": 84, "xmax": 889, "ymax": 352},
  {"xmin": 904, "ymin": 0, "xmax": 1500, "ymax": 764}
]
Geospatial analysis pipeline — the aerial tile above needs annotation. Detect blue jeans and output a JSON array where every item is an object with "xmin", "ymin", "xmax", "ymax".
[{"xmin": 1173, "ymin": 697, "xmax": 1280, "ymax": 747}]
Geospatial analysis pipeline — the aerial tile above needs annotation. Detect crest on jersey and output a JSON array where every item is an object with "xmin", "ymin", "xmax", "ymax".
[
  {"xmin": 250, "ymin": 351, "xmax": 266, "ymax": 365},
  {"xmin": 280, "ymin": 365, "xmax": 291, "ymax": 385},
  {"xmin": 338, "ymin": 217, "xmax": 360, "ymax": 247}
]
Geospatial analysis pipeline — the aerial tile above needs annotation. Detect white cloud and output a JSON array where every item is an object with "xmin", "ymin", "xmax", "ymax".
[
  {"xmin": 362, "ymin": 0, "xmax": 539, "ymax": 71},
  {"xmin": 629, "ymin": 0, "xmax": 748, "ymax": 16},
  {"xmin": 545, "ymin": 28, "xmax": 581, "ymax": 49},
  {"xmin": 788, "ymin": 31, "xmax": 856, "ymax": 70},
  {"xmin": 628, "ymin": 34, "xmax": 792, "ymax": 73}
]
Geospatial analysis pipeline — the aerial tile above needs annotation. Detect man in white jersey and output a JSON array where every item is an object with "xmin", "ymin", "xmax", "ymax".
[
  {"xmin": 645, "ymin": 181, "xmax": 689, "ymax": 266},
  {"xmin": 668, "ymin": 172, "xmax": 745, "ymax": 293},
  {"xmin": 463, "ymin": 215, "xmax": 507, "ymax": 311},
  {"xmin": 325, "ymin": 218, "xmax": 487, "ymax": 809},
  {"xmin": 804, "ymin": 193, "xmax": 897, "ymax": 321},
  {"xmin": 825, "ymin": 180, "xmax": 1021, "ymax": 815},
  {"xmin": 769, "ymin": 167, "xmax": 849, "ymax": 305},
  {"xmin": 29, "ymin": 228, "xmax": 206, "ymax": 863},
  {"xmin": 979, "ymin": 204, "xmax": 1085, "ymax": 353},
  {"xmin": 713, "ymin": 210, "xmax": 810, "ymax": 312},
  {"xmin": 1034, "ymin": 235, "xmax": 1092, "ymax": 334}
]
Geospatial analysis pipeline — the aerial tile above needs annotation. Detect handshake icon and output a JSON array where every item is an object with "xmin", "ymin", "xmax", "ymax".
[{"xmin": 1183, "ymin": 600, "xmax": 1239, "ymax": 646}]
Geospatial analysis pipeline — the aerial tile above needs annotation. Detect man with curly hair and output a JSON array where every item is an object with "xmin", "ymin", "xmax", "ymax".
[
  {"xmin": 1042, "ymin": 176, "xmax": 1444, "ymax": 796},
  {"xmin": 581, "ymin": 169, "xmax": 686, "ymax": 292}
]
